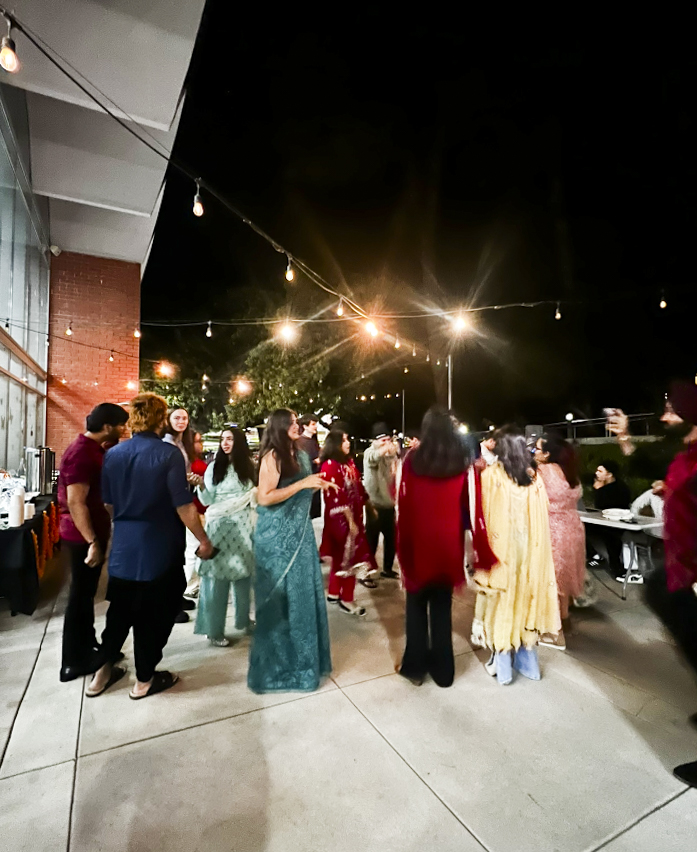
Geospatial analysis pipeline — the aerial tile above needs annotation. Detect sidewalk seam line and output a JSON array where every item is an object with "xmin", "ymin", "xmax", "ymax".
[{"xmin": 588, "ymin": 788, "xmax": 689, "ymax": 851}]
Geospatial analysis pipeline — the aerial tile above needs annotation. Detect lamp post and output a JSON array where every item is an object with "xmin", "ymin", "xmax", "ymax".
[{"xmin": 447, "ymin": 354, "xmax": 453, "ymax": 410}]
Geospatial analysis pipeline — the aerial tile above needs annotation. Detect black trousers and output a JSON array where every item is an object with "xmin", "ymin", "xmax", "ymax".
[
  {"xmin": 61, "ymin": 542, "xmax": 104, "ymax": 669},
  {"xmin": 644, "ymin": 566, "xmax": 697, "ymax": 678},
  {"xmin": 587, "ymin": 528, "xmax": 624, "ymax": 577},
  {"xmin": 99, "ymin": 562, "xmax": 185, "ymax": 683},
  {"xmin": 366, "ymin": 507, "xmax": 396, "ymax": 573},
  {"xmin": 400, "ymin": 585, "xmax": 455, "ymax": 687},
  {"xmin": 310, "ymin": 490, "xmax": 322, "ymax": 520}
]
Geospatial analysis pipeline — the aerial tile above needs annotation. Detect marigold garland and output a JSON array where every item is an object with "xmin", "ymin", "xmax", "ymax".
[{"xmin": 31, "ymin": 529, "xmax": 45, "ymax": 579}]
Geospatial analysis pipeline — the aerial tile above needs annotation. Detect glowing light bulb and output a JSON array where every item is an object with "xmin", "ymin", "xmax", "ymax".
[
  {"xmin": 134, "ymin": 328, "xmax": 141, "ymax": 339},
  {"xmin": 404, "ymin": 367, "xmax": 409, "ymax": 374},
  {"xmin": 156, "ymin": 361, "xmax": 175, "ymax": 378},
  {"xmin": 285, "ymin": 257, "xmax": 295, "ymax": 282},
  {"xmin": 365, "ymin": 321, "xmax": 378, "ymax": 338},
  {"xmin": 659, "ymin": 298, "xmax": 667, "ymax": 309},
  {"xmin": 0, "ymin": 18, "xmax": 20, "ymax": 74},
  {"xmin": 192, "ymin": 179, "xmax": 204, "ymax": 217},
  {"xmin": 394, "ymin": 336, "xmax": 401, "ymax": 349},
  {"xmin": 229, "ymin": 397, "xmax": 234, "ymax": 404},
  {"xmin": 412, "ymin": 344, "xmax": 416, "ymax": 357},
  {"xmin": 360, "ymin": 395, "xmax": 367, "ymax": 402},
  {"xmin": 426, "ymin": 353, "xmax": 430, "ymax": 363},
  {"xmin": 278, "ymin": 322, "xmax": 297, "ymax": 342},
  {"xmin": 565, "ymin": 412, "xmax": 574, "ymax": 422},
  {"xmin": 452, "ymin": 314, "xmax": 468, "ymax": 333},
  {"xmin": 108, "ymin": 352, "xmax": 114, "ymax": 362},
  {"xmin": 555, "ymin": 303, "xmax": 562, "ymax": 320},
  {"xmin": 236, "ymin": 379, "xmax": 251, "ymax": 394},
  {"xmin": 61, "ymin": 378, "xmax": 67, "ymax": 385},
  {"xmin": 126, "ymin": 381, "xmax": 137, "ymax": 391},
  {"xmin": 206, "ymin": 321, "xmax": 212, "ymax": 337},
  {"xmin": 65, "ymin": 323, "xmax": 73, "ymax": 336},
  {"xmin": 336, "ymin": 299, "xmax": 344, "ymax": 316},
  {"xmin": 436, "ymin": 359, "xmax": 441, "ymax": 366}
]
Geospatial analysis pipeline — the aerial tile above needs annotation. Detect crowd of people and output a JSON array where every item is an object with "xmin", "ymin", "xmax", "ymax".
[{"xmin": 55, "ymin": 383, "xmax": 697, "ymax": 787}]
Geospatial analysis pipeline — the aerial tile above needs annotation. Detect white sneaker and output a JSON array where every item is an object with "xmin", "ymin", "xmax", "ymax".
[
  {"xmin": 484, "ymin": 653, "xmax": 497, "ymax": 677},
  {"xmin": 339, "ymin": 600, "xmax": 366, "ymax": 617},
  {"xmin": 208, "ymin": 636, "xmax": 230, "ymax": 647}
]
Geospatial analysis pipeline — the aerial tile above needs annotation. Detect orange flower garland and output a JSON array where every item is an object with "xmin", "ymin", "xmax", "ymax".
[{"xmin": 31, "ymin": 529, "xmax": 45, "ymax": 579}]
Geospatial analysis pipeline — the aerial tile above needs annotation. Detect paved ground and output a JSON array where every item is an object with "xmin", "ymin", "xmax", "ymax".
[{"xmin": 2, "ymin": 525, "xmax": 697, "ymax": 852}]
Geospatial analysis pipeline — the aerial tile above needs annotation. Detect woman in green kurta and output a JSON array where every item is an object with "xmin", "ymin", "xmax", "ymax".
[{"xmin": 194, "ymin": 428, "xmax": 256, "ymax": 646}]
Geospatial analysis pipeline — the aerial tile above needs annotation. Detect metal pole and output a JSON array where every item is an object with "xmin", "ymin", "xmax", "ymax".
[
  {"xmin": 401, "ymin": 388, "xmax": 406, "ymax": 437},
  {"xmin": 447, "ymin": 353, "xmax": 453, "ymax": 410}
]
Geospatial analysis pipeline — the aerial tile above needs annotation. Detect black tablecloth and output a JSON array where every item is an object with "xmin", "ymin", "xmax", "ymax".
[{"xmin": 0, "ymin": 495, "xmax": 55, "ymax": 615}]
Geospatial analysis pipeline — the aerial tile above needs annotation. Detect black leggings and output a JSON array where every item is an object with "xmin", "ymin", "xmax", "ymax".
[
  {"xmin": 644, "ymin": 566, "xmax": 697, "ymax": 678},
  {"xmin": 400, "ymin": 585, "xmax": 455, "ymax": 687},
  {"xmin": 366, "ymin": 507, "xmax": 396, "ymax": 573}
]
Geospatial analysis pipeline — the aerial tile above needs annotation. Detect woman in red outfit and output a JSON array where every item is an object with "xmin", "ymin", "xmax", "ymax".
[
  {"xmin": 397, "ymin": 407, "xmax": 470, "ymax": 687},
  {"xmin": 320, "ymin": 430, "xmax": 378, "ymax": 616}
]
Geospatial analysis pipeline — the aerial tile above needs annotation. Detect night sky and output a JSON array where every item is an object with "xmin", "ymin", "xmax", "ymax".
[{"xmin": 141, "ymin": 11, "xmax": 696, "ymax": 434}]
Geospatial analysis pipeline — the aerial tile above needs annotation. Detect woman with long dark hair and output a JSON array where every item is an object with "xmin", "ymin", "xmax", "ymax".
[
  {"xmin": 534, "ymin": 433, "xmax": 585, "ymax": 649},
  {"xmin": 396, "ymin": 406, "xmax": 469, "ymax": 687},
  {"xmin": 163, "ymin": 407, "xmax": 198, "ymax": 622},
  {"xmin": 193, "ymin": 429, "xmax": 256, "ymax": 646},
  {"xmin": 471, "ymin": 428, "xmax": 560, "ymax": 685},
  {"xmin": 248, "ymin": 409, "xmax": 335, "ymax": 693},
  {"xmin": 319, "ymin": 430, "xmax": 377, "ymax": 617}
]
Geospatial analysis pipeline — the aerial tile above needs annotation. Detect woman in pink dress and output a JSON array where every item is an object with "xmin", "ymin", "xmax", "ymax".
[{"xmin": 534, "ymin": 434, "xmax": 586, "ymax": 649}]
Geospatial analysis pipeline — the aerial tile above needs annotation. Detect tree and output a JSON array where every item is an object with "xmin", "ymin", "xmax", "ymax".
[{"xmin": 228, "ymin": 339, "xmax": 339, "ymax": 426}]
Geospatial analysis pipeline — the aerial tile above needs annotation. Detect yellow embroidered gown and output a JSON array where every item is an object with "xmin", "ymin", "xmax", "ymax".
[{"xmin": 471, "ymin": 462, "xmax": 560, "ymax": 651}]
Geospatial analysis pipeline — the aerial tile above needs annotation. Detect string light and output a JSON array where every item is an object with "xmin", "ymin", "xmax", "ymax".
[
  {"xmin": 65, "ymin": 322, "xmax": 73, "ymax": 336},
  {"xmin": 412, "ymin": 344, "xmax": 416, "ymax": 357},
  {"xmin": 134, "ymin": 327, "xmax": 142, "ymax": 338},
  {"xmin": 277, "ymin": 321, "xmax": 297, "ymax": 342},
  {"xmin": 202, "ymin": 374, "xmax": 210, "ymax": 382},
  {"xmin": 436, "ymin": 358, "xmax": 441, "ymax": 366},
  {"xmin": 394, "ymin": 335, "xmax": 401, "ymax": 349},
  {"xmin": 0, "ymin": 14, "xmax": 20, "ymax": 73},
  {"xmin": 426, "ymin": 352, "xmax": 430, "ymax": 363},
  {"xmin": 236, "ymin": 379, "xmax": 251, "ymax": 394},
  {"xmin": 285, "ymin": 256, "xmax": 295, "ymax": 282},
  {"xmin": 192, "ymin": 179, "xmax": 204, "ymax": 217},
  {"xmin": 555, "ymin": 303, "xmax": 562, "ymax": 320},
  {"xmin": 108, "ymin": 351, "xmax": 114, "ymax": 362},
  {"xmin": 126, "ymin": 381, "xmax": 137, "ymax": 391},
  {"xmin": 452, "ymin": 314, "xmax": 468, "ymax": 333},
  {"xmin": 403, "ymin": 367, "xmax": 409, "ymax": 374},
  {"xmin": 155, "ymin": 361, "xmax": 175, "ymax": 378},
  {"xmin": 206, "ymin": 321, "xmax": 212, "ymax": 337},
  {"xmin": 365, "ymin": 321, "xmax": 379, "ymax": 338},
  {"xmin": 659, "ymin": 292, "xmax": 667, "ymax": 309},
  {"xmin": 61, "ymin": 378, "xmax": 67, "ymax": 385},
  {"xmin": 336, "ymin": 299, "xmax": 344, "ymax": 317}
]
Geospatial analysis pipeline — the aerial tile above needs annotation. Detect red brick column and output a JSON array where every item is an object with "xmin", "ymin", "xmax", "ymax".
[{"xmin": 47, "ymin": 252, "xmax": 140, "ymax": 463}]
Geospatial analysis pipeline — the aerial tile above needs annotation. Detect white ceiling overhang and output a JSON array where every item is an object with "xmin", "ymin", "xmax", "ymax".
[{"xmin": 3, "ymin": 0, "xmax": 206, "ymax": 267}]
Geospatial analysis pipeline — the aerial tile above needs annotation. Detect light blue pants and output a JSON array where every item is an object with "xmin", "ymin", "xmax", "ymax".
[{"xmin": 194, "ymin": 576, "xmax": 251, "ymax": 640}]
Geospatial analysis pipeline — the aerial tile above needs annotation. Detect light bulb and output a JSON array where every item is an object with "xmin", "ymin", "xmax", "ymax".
[
  {"xmin": 555, "ymin": 303, "xmax": 562, "ymax": 320},
  {"xmin": 278, "ymin": 322, "xmax": 297, "ymax": 342},
  {"xmin": 360, "ymin": 395, "xmax": 367, "ymax": 402},
  {"xmin": 426, "ymin": 353, "xmax": 430, "ymax": 363},
  {"xmin": 134, "ymin": 328, "xmax": 141, "ymax": 338},
  {"xmin": 285, "ymin": 258, "xmax": 294, "ymax": 282},
  {"xmin": 61, "ymin": 378, "xmax": 67, "ymax": 385},
  {"xmin": 109, "ymin": 352, "xmax": 114, "ymax": 362},
  {"xmin": 394, "ymin": 336, "xmax": 401, "ymax": 349},
  {"xmin": 65, "ymin": 323, "xmax": 73, "ymax": 336},
  {"xmin": 206, "ymin": 321, "xmax": 212, "ymax": 337},
  {"xmin": 337, "ymin": 299, "xmax": 344, "ymax": 316},
  {"xmin": 659, "ymin": 299, "xmax": 667, "ymax": 309},
  {"xmin": 436, "ymin": 358, "xmax": 441, "ymax": 366},
  {"xmin": 365, "ymin": 321, "xmax": 378, "ymax": 338},
  {"xmin": 126, "ymin": 381, "xmax": 137, "ymax": 391},
  {"xmin": 404, "ymin": 367, "xmax": 409, "ymax": 374},
  {"xmin": 202, "ymin": 374, "xmax": 210, "ymax": 382},
  {"xmin": 236, "ymin": 379, "xmax": 251, "ymax": 394},
  {"xmin": 412, "ymin": 344, "xmax": 416, "ymax": 357},
  {"xmin": 0, "ymin": 24, "xmax": 20, "ymax": 74},
  {"xmin": 192, "ymin": 179, "xmax": 204, "ymax": 217},
  {"xmin": 452, "ymin": 314, "xmax": 468, "ymax": 333}
]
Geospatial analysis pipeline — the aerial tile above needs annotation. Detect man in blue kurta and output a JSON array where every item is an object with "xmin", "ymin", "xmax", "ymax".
[{"xmin": 86, "ymin": 393, "xmax": 214, "ymax": 700}]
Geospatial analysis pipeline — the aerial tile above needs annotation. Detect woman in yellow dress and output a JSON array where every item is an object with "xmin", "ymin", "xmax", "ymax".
[{"xmin": 471, "ymin": 430, "xmax": 560, "ymax": 685}]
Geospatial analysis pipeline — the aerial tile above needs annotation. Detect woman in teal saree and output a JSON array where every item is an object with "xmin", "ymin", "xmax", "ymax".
[{"xmin": 248, "ymin": 409, "xmax": 334, "ymax": 694}]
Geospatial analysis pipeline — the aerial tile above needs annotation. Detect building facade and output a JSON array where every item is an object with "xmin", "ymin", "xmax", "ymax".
[{"xmin": 0, "ymin": 0, "xmax": 206, "ymax": 466}]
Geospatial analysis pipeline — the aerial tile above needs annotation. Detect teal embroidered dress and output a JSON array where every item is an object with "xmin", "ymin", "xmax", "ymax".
[
  {"xmin": 194, "ymin": 463, "xmax": 255, "ymax": 638},
  {"xmin": 248, "ymin": 451, "xmax": 332, "ymax": 693}
]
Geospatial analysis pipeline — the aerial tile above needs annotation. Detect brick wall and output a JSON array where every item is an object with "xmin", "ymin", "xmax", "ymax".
[{"xmin": 47, "ymin": 252, "xmax": 140, "ymax": 463}]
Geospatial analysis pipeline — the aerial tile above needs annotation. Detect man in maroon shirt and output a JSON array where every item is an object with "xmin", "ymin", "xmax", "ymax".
[
  {"xmin": 610, "ymin": 382, "xmax": 697, "ymax": 787},
  {"xmin": 58, "ymin": 402, "xmax": 129, "ymax": 682}
]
